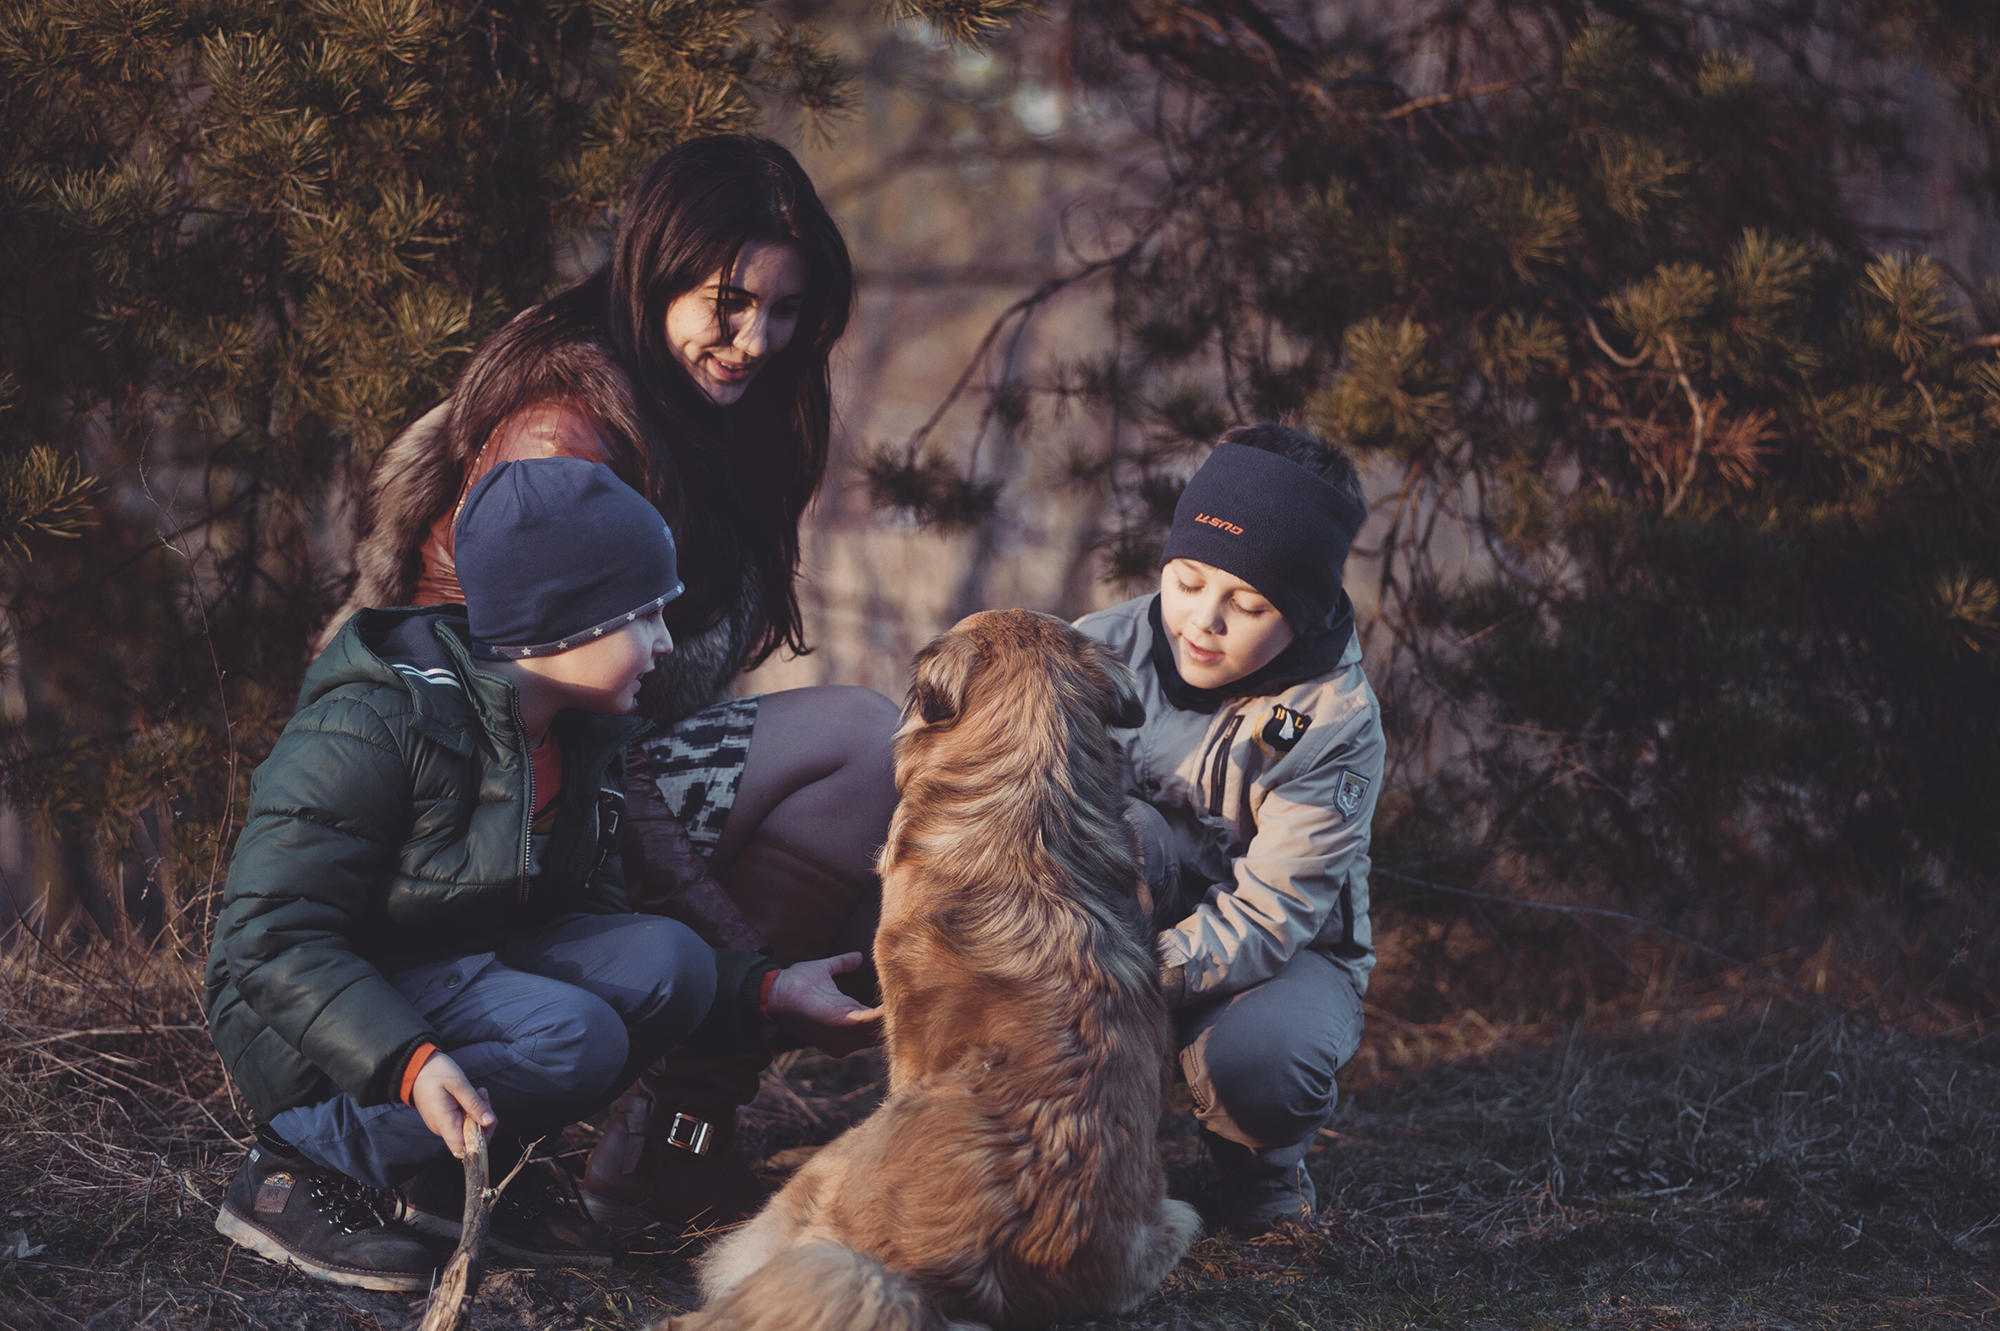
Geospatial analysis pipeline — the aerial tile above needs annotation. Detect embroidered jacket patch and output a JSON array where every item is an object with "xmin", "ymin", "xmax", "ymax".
[
  {"xmin": 1335, "ymin": 769, "xmax": 1370, "ymax": 818},
  {"xmin": 1253, "ymin": 704, "xmax": 1312, "ymax": 757}
]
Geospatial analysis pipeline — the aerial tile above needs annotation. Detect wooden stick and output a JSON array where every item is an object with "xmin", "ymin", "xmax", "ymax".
[{"xmin": 417, "ymin": 1120, "xmax": 490, "ymax": 1331}]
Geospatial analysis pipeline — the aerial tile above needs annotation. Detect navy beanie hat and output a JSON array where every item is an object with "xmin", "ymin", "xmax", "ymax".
[
  {"xmin": 1160, "ymin": 442, "xmax": 1366, "ymax": 631},
  {"xmin": 454, "ymin": 458, "xmax": 683, "ymax": 660}
]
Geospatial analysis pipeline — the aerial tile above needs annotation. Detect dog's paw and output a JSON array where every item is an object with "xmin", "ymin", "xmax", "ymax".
[{"xmin": 1162, "ymin": 1196, "xmax": 1202, "ymax": 1243}]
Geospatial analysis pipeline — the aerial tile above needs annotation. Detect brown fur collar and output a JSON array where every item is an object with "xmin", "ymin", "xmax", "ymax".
[{"xmin": 317, "ymin": 335, "xmax": 765, "ymax": 723}]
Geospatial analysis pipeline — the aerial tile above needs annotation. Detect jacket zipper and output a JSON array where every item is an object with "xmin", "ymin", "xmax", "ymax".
[
  {"xmin": 1206, "ymin": 712, "xmax": 1243, "ymax": 816},
  {"xmin": 513, "ymin": 695, "xmax": 535, "ymax": 905}
]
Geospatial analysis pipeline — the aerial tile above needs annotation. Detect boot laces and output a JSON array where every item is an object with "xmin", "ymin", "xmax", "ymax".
[
  {"xmin": 495, "ymin": 1161, "xmax": 581, "ymax": 1225},
  {"xmin": 305, "ymin": 1172, "xmax": 395, "ymax": 1235}
]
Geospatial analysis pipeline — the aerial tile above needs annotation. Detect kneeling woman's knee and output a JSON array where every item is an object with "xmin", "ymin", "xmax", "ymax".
[
  {"xmin": 821, "ymin": 685, "xmax": 901, "ymax": 761},
  {"xmin": 832, "ymin": 683, "xmax": 900, "ymax": 726}
]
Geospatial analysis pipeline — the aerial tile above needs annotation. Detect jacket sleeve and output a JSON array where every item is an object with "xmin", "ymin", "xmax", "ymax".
[
  {"xmin": 216, "ymin": 695, "xmax": 439, "ymax": 1107},
  {"xmin": 687, "ymin": 948, "xmax": 782, "ymax": 1053},
  {"xmin": 620, "ymin": 745, "xmax": 767, "ymax": 947},
  {"xmin": 1157, "ymin": 696, "xmax": 1385, "ymax": 1005}
]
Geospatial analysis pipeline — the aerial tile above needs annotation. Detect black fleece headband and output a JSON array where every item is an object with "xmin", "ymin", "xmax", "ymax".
[
  {"xmin": 1160, "ymin": 443, "xmax": 1366, "ymax": 631},
  {"xmin": 456, "ymin": 458, "xmax": 683, "ymax": 660}
]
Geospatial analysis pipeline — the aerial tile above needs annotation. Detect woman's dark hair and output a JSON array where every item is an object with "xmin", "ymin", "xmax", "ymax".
[
  {"xmin": 447, "ymin": 135, "xmax": 854, "ymax": 667},
  {"xmin": 1217, "ymin": 422, "xmax": 1365, "ymax": 509}
]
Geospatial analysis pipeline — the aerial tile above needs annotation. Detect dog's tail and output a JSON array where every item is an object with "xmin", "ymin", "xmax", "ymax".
[{"xmin": 664, "ymin": 1241, "xmax": 955, "ymax": 1331}]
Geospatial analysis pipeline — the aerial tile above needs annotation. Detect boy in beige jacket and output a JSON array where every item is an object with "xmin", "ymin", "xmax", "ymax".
[{"xmin": 1076, "ymin": 423, "xmax": 1382, "ymax": 1235}]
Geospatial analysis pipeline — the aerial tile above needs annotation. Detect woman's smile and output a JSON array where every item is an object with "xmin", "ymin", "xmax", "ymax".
[
  {"xmin": 666, "ymin": 238, "xmax": 810, "ymax": 406},
  {"xmin": 699, "ymin": 356, "xmax": 757, "ymax": 389}
]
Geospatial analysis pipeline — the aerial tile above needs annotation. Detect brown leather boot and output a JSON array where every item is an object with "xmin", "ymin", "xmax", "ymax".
[
  {"xmin": 582, "ymin": 784, "xmax": 886, "ymax": 1235},
  {"xmin": 580, "ymin": 1050, "xmax": 769, "ymax": 1237}
]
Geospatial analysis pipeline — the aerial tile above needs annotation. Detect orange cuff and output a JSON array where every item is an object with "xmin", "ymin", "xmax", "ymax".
[
  {"xmin": 399, "ymin": 1042, "xmax": 439, "ymax": 1106},
  {"xmin": 758, "ymin": 969, "xmax": 780, "ymax": 1021}
]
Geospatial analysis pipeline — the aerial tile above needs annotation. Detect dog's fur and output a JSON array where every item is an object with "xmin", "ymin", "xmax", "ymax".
[{"xmin": 674, "ymin": 610, "xmax": 1202, "ymax": 1331}]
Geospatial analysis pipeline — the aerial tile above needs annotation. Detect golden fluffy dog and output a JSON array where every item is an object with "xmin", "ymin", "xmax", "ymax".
[{"xmin": 672, "ymin": 610, "xmax": 1201, "ymax": 1331}]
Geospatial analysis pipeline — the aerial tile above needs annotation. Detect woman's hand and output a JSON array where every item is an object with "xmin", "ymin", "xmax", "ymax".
[
  {"xmin": 410, "ymin": 1053, "xmax": 497, "ymax": 1155},
  {"xmin": 766, "ymin": 952, "xmax": 882, "ymax": 1058}
]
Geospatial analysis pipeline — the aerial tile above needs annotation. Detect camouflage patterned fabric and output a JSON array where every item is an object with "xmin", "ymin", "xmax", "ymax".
[{"xmin": 639, "ymin": 696, "xmax": 759, "ymax": 857}]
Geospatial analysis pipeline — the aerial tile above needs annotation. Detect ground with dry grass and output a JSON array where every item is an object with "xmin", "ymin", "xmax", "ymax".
[{"xmin": 1, "ymin": 943, "xmax": 1994, "ymax": 1331}]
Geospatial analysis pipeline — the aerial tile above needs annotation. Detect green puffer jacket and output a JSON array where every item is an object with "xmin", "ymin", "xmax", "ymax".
[{"xmin": 205, "ymin": 606, "xmax": 763, "ymax": 1124}]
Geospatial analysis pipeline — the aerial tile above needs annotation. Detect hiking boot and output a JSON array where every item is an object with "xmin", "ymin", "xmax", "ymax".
[
  {"xmin": 396, "ymin": 1152, "xmax": 613, "ymax": 1268},
  {"xmin": 1215, "ymin": 1159, "xmax": 1317, "ymax": 1237},
  {"xmin": 215, "ymin": 1145, "xmax": 437, "ymax": 1292},
  {"xmin": 581, "ymin": 1067, "xmax": 771, "ymax": 1237}
]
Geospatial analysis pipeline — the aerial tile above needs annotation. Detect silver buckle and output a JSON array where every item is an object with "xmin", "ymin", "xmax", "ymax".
[{"xmin": 665, "ymin": 1112, "xmax": 712, "ymax": 1155}]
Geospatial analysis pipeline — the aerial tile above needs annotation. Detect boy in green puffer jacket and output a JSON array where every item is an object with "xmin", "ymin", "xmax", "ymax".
[{"xmin": 205, "ymin": 458, "xmax": 875, "ymax": 1291}]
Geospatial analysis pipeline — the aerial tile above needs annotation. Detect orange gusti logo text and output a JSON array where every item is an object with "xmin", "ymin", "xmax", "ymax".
[{"xmin": 1195, "ymin": 513, "xmax": 1243, "ymax": 535}]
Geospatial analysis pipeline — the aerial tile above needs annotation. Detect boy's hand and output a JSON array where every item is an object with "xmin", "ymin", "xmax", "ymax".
[
  {"xmin": 410, "ymin": 1053, "xmax": 497, "ymax": 1156},
  {"xmin": 767, "ymin": 952, "xmax": 882, "ymax": 1058}
]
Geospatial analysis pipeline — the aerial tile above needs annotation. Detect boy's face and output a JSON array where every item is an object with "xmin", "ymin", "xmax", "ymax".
[
  {"xmin": 520, "ymin": 609, "xmax": 674, "ymax": 714},
  {"xmin": 1159, "ymin": 558, "xmax": 1296, "ymax": 689}
]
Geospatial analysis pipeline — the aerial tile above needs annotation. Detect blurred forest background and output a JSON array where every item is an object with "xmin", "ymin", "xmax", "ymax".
[{"xmin": 2, "ymin": 0, "xmax": 1998, "ymax": 1037}]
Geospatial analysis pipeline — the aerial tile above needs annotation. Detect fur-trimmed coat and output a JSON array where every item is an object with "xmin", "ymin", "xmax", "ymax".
[{"xmin": 318, "ymin": 334, "xmax": 766, "ymax": 725}]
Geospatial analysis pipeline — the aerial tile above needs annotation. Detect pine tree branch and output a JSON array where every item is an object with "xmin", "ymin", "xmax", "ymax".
[
  {"xmin": 1660, "ymin": 335, "xmax": 1707, "ymax": 518},
  {"xmin": 1374, "ymin": 79, "xmax": 1523, "ymax": 121},
  {"xmin": 1905, "ymin": 371, "xmax": 1979, "ymax": 533},
  {"xmin": 1581, "ymin": 311, "xmax": 1646, "ymax": 369}
]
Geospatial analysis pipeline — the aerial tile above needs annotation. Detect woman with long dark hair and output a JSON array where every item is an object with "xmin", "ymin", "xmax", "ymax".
[{"xmin": 323, "ymin": 135, "xmax": 898, "ymax": 1237}]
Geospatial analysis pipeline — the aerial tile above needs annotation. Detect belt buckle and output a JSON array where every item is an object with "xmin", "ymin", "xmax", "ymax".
[{"xmin": 665, "ymin": 1112, "xmax": 712, "ymax": 1155}]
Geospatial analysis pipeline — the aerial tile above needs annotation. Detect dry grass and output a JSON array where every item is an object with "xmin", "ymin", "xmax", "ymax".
[
  {"xmin": 1, "ymin": 935, "xmax": 1994, "ymax": 1331},
  {"xmin": 1147, "ymin": 1009, "xmax": 2000, "ymax": 1331}
]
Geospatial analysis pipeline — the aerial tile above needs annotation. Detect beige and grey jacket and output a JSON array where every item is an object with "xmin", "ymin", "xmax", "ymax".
[{"xmin": 1075, "ymin": 594, "xmax": 1384, "ymax": 1007}]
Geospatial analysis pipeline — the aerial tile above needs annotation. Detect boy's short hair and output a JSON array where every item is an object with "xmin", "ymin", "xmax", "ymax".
[{"xmin": 1217, "ymin": 424, "xmax": 1364, "ymax": 511}]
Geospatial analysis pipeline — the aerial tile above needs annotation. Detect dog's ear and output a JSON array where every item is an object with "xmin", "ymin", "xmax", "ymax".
[
  {"xmin": 1084, "ymin": 641, "xmax": 1147, "ymax": 729},
  {"xmin": 906, "ymin": 630, "xmax": 980, "ymax": 725}
]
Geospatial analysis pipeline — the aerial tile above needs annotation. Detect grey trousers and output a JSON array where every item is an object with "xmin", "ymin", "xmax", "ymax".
[
  {"xmin": 269, "ymin": 912, "xmax": 715, "ymax": 1189},
  {"xmin": 1125, "ymin": 801, "xmax": 1365, "ymax": 1175}
]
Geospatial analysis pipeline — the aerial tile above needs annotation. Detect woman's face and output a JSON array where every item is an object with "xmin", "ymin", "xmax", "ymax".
[{"xmin": 663, "ymin": 238, "xmax": 810, "ymax": 406}]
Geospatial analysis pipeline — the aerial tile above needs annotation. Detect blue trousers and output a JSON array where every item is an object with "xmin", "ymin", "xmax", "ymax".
[
  {"xmin": 271, "ymin": 912, "xmax": 713, "ymax": 1189},
  {"xmin": 1125, "ymin": 800, "xmax": 1366, "ymax": 1175},
  {"xmin": 1176, "ymin": 948, "xmax": 1364, "ymax": 1172}
]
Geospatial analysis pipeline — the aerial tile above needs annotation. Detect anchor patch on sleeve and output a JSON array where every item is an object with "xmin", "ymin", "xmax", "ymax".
[
  {"xmin": 1253, "ymin": 704, "xmax": 1312, "ymax": 757},
  {"xmin": 1335, "ymin": 770, "xmax": 1370, "ymax": 818}
]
